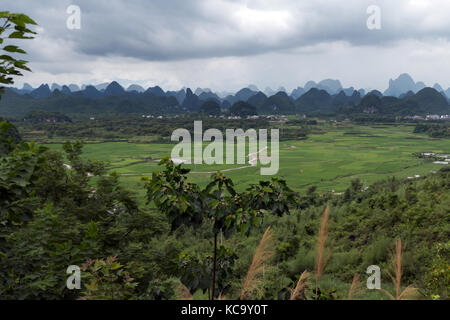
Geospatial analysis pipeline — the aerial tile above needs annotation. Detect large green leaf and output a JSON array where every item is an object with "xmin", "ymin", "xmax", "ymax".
[{"xmin": 3, "ymin": 45, "xmax": 26, "ymax": 54}]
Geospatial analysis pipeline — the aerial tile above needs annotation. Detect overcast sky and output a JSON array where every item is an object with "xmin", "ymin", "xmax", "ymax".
[{"xmin": 5, "ymin": 0, "xmax": 450, "ymax": 92}]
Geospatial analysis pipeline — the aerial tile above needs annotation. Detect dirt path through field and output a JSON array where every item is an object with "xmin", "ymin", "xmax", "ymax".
[
  {"xmin": 190, "ymin": 165, "xmax": 253, "ymax": 174},
  {"xmin": 117, "ymin": 165, "xmax": 254, "ymax": 176}
]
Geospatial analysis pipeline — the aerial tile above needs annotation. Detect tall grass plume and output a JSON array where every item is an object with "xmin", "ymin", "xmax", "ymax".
[
  {"xmin": 178, "ymin": 282, "xmax": 193, "ymax": 300},
  {"xmin": 240, "ymin": 227, "xmax": 274, "ymax": 300},
  {"xmin": 314, "ymin": 205, "xmax": 330, "ymax": 299},
  {"xmin": 382, "ymin": 238, "xmax": 418, "ymax": 300},
  {"xmin": 348, "ymin": 274, "xmax": 364, "ymax": 300},
  {"xmin": 290, "ymin": 270, "xmax": 310, "ymax": 300}
]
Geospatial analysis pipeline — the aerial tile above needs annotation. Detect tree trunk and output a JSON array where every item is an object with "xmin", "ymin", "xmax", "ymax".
[{"xmin": 211, "ymin": 232, "xmax": 218, "ymax": 300}]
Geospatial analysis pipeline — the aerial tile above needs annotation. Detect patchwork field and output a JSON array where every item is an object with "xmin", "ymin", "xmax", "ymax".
[{"xmin": 46, "ymin": 124, "xmax": 449, "ymax": 197}]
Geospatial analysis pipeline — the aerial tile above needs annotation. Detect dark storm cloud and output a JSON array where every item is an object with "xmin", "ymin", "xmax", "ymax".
[
  {"xmin": 4, "ymin": 0, "xmax": 450, "ymax": 92},
  {"xmin": 5, "ymin": 0, "xmax": 450, "ymax": 62}
]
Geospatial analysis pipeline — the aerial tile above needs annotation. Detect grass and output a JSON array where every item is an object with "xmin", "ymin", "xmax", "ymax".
[
  {"xmin": 177, "ymin": 283, "xmax": 193, "ymax": 300},
  {"xmin": 348, "ymin": 274, "xmax": 363, "ymax": 300},
  {"xmin": 382, "ymin": 239, "xmax": 419, "ymax": 300},
  {"xmin": 315, "ymin": 274, "xmax": 402, "ymax": 300},
  {"xmin": 315, "ymin": 205, "xmax": 330, "ymax": 299},
  {"xmin": 240, "ymin": 227, "xmax": 275, "ymax": 300},
  {"xmin": 45, "ymin": 124, "xmax": 449, "ymax": 199},
  {"xmin": 290, "ymin": 270, "xmax": 311, "ymax": 300}
]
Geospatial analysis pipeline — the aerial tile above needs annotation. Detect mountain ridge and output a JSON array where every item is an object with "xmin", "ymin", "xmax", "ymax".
[{"xmin": 2, "ymin": 75, "xmax": 449, "ymax": 117}]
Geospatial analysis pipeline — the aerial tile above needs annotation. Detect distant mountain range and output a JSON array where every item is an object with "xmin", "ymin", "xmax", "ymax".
[
  {"xmin": 1, "ymin": 74, "xmax": 449, "ymax": 117},
  {"xmin": 10, "ymin": 73, "xmax": 450, "ymax": 99}
]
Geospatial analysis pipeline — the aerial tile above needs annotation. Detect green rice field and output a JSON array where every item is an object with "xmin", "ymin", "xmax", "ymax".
[{"xmin": 46, "ymin": 124, "xmax": 449, "ymax": 196}]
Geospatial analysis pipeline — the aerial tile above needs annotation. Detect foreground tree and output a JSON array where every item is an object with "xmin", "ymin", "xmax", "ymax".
[
  {"xmin": 0, "ymin": 11, "xmax": 37, "ymax": 97},
  {"xmin": 145, "ymin": 158, "xmax": 297, "ymax": 299}
]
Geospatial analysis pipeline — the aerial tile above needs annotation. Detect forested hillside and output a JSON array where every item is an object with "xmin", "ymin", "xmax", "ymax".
[
  {"xmin": 0, "ymin": 120, "xmax": 448, "ymax": 300},
  {"xmin": 2, "ymin": 84, "xmax": 449, "ymax": 118}
]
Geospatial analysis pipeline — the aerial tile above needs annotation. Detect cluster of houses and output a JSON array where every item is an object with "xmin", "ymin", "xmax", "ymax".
[
  {"xmin": 425, "ymin": 114, "xmax": 450, "ymax": 120},
  {"xmin": 222, "ymin": 115, "xmax": 289, "ymax": 121},
  {"xmin": 141, "ymin": 115, "xmax": 164, "ymax": 119},
  {"xmin": 138, "ymin": 114, "xmax": 290, "ymax": 121},
  {"xmin": 420, "ymin": 152, "xmax": 450, "ymax": 165},
  {"xmin": 404, "ymin": 114, "xmax": 450, "ymax": 120},
  {"xmin": 405, "ymin": 152, "xmax": 449, "ymax": 179}
]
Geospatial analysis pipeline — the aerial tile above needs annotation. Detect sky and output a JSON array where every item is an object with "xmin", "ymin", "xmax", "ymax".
[{"xmin": 4, "ymin": 0, "xmax": 450, "ymax": 93}]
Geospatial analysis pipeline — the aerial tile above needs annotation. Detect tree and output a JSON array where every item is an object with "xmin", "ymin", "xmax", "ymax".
[
  {"xmin": 144, "ymin": 158, "xmax": 297, "ymax": 299},
  {"xmin": 0, "ymin": 137, "xmax": 177, "ymax": 299},
  {"xmin": 24, "ymin": 110, "xmax": 72, "ymax": 123},
  {"xmin": 0, "ymin": 119, "xmax": 21, "ymax": 156},
  {"xmin": 0, "ymin": 11, "xmax": 37, "ymax": 98},
  {"xmin": 200, "ymin": 100, "xmax": 221, "ymax": 116},
  {"xmin": 229, "ymin": 101, "xmax": 257, "ymax": 117},
  {"xmin": 0, "ymin": 11, "xmax": 35, "ymax": 158}
]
